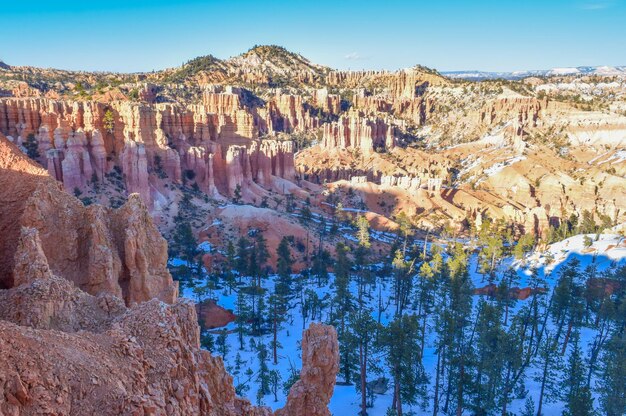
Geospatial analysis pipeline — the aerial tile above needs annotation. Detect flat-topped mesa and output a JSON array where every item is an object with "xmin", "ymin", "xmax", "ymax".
[
  {"xmin": 326, "ymin": 67, "xmax": 446, "ymax": 93},
  {"xmin": 321, "ymin": 112, "xmax": 397, "ymax": 153}
]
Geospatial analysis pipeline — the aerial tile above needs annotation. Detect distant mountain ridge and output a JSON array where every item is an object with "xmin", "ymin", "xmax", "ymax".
[{"xmin": 443, "ymin": 66, "xmax": 626, "ymax": 80}]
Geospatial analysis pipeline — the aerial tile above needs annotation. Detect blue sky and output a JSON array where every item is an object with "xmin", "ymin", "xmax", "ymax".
[{"xmin": 1, "ymin": 0, "xmax": 625, "ymax": 73}]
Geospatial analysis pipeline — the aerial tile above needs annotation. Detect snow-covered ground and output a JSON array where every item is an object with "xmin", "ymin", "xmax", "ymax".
[{"xmin": 171, "ymin": 232, "xmax": 626, "ymax": 415}]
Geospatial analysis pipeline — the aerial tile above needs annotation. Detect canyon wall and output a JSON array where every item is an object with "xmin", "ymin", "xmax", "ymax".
[
  {"xmin": 0, "ymin": 93, "xmax": 302, "ymax": 207},
  {"xmin": 0, "ymin": 133, "xmax": 339, "ymax": 415}
]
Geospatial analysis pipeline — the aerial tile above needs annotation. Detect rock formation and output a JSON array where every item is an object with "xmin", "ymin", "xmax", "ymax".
[
  {"xmin": 196, "ymin": 299, "xmax": 237, "ymax": 330},
  {"xmin": 321, "ymin": 111, "xmax": 397, "ymax": 153},
  {"xmin": 3, "ymin": 49, "xmax": 626, "ymax": 240},
  {"xmin": 1, "ymin": 134, "xmax": 176, "ymax": 303},
  {"xmin": 0, "ymin": 133, "xmax": 339, "ymax": 416},
  {"xmin": 313, "ymin": 88, "xmax": 341, "ymax": 115},
  {"xmin": 0, "ymin": 278, "xmax": 273, "ymax": 416},
  {"xmin": 0, "ymin": 97, "xmax": 302, "ymax": 208},
  {"xmin": 275, "ymin": 324, "xmax": 339, "ymax": 416}
]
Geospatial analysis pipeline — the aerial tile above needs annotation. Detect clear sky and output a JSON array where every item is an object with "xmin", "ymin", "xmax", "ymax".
[{"xmin": 1, "ymin": 0, "xmax": 625, "ymax": 73}]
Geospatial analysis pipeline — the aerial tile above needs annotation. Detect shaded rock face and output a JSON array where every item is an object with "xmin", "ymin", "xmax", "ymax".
[
  {"xmin": 0, "ymin": 97, "xmax": 300, "ymax": 208},
  {"xmin": 18, "ymin": 181, "xmax": 176, "ymax": 305},
  {"xmin": 1, "ymin": 134, "xmax": 175, "ymax": 302},
  {"xmin": 0, "ymin": 134, "xmax": 52, "ymax": 289},
  {"xmin": 0, "ymin": 135, "xmax": 339, "ymax": 416}
]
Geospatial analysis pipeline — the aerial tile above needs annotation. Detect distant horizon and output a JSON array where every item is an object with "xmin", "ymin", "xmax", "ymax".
[
  {"xmin": 1, "ymin": 45, "xmax": 624, "ymax": 76},
  {"xmin": 2, "ymin": 0, "xmax": 626, "ymax": 73}
]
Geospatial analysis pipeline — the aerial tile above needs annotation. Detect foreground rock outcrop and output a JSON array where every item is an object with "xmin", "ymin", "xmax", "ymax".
[
  {"xmin": 0, "ymin": 134, "xmax": 339, "ymax": 415},
  {"xmin": 0, "ymin": 132, "xmax": 175, "ymax": 303},
  {"xmin": 275, "ymin": 324, "xmax": 339, "ymax": 416},
  {"xmin": 0, "ymin": 277, "xmax": 272, "ymax": 416}
]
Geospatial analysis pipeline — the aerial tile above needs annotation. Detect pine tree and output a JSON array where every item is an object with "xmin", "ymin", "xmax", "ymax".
[
  {"xmin": 496, "ymin": 306, "xmax": 529, "ymax": 415},
  {"xmin": 332, "ymin": 242, "xmax": 358, "ymax": 384},
  {"xmin": 562, "ymin": 331, "xmax": 594, "ymax": 416},
  {"xmin": 395, "ymin": 211, "xmax": 413, "ymax": 256},
  {"xmin": 521, "ymin": 395, "xmax": 535, "ymax": 416},
  {"xmin": 498, "ymin": 267, "xmax": 520, "ymax": 325},
  {"xmin": 256, "ymin": 342, "xmax": 271, "ymax": 395},
  {"xmin": 269, "ymin": 286, "xmax": 287, "ymax": 364},
  {"xmin": 235, "ymin": 289, "xmax": 251, "ymax": 349},
  {"xmin": 300, "ymin": 205, "xmax": 312, "ymax": 225},
  {"xmin": 312, "ymin": 248, "xmax": 331, "ymax": 286},
  {"xmin": 415, "ymin": 260, "xmax": 436, "ymax": 356},
  {"xmin": 233, "ymin": 353, "xmax": 248, "ymax": 395},
  {"xmin": 233, "ymin": 184, "xmax": 242, "ymax": 204},
  {"xmin": 470, "ymin": 299, "xmax": 507, "ymax": 414},
  {"xmin": 224, "ymin": 241, "xmax": 237, "ymax": 293},
  {"xmin": 379, "ymin": 314, "xmax": 428, "ymax": 416},
  {"xmin": 252, "ymin": 291, "xmax": 267, "ymax": 335},
  {"xmin": 250, "ymin": 232, "xmax": 269, "ymax": 287},
  {"xmin": 579, "ymin": 210, "xmax": 597, "ymax": 234},
  {"xmin": 550, "ymin": 258, "xmax": 584, "ymax": 353},
  {"xmin": 357, "ymin": 215, "xmax": 371, "ymax": 249},
  {"xmin": 440, "ymin": 242, "xmax": 473, "ymax": 415},
  {"xmin": 236, "ymin": 237, "xmax": 250, "ymax": 275},
  {"xmin": 200, "ymin": 331, "xmax": 214, "ymax": 352},
  {"xmin": 513, "ymin": 233, "xmax": 535, "ymax": 260},
  {"xmin": 269, "ymin": 370, "xmax": 282, "ymax": 402},
  {"xmin": 391, "ymin": 249, "xmax": 413, "ymax": 315},
  {"xmin": 24, "ymin": 133, "xmax": 40, "ymax": 160},
  {"xmin": 172, "ymin": 217, "xmax": 198, "ymax": 265},
  {"xmin": 282, "ymin": 363, "xmax": 300, "ymax": 395},
  {"xmin": 216, "ymin": 330, "xmax": 230, "ymax": 357},
  {"xmin": 350, "ymin": 306, "xmax": 379, "ymax": 415},
  {"xmin": 599, "ymin": 330, "xmax": 626, "ymax": 416},
  {"xmin": 478, "ymin": 233, "xmax": 503, "ymax": 280},
  {"xmin": 103, "ymin": 109, "xmax": 115, "ymax": 134},
  {"xmin": 276, "ymin": 237, "xmax": 294, "ymax": 283},
  {"xmin": 534, "ymin": 332, "xmax": 563, "ymax": 415}
]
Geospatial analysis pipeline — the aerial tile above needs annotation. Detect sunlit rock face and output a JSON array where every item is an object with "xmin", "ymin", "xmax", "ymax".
[{"xmin": 0, "ymin": 97, "xmax": 300, "ymax": 209}]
